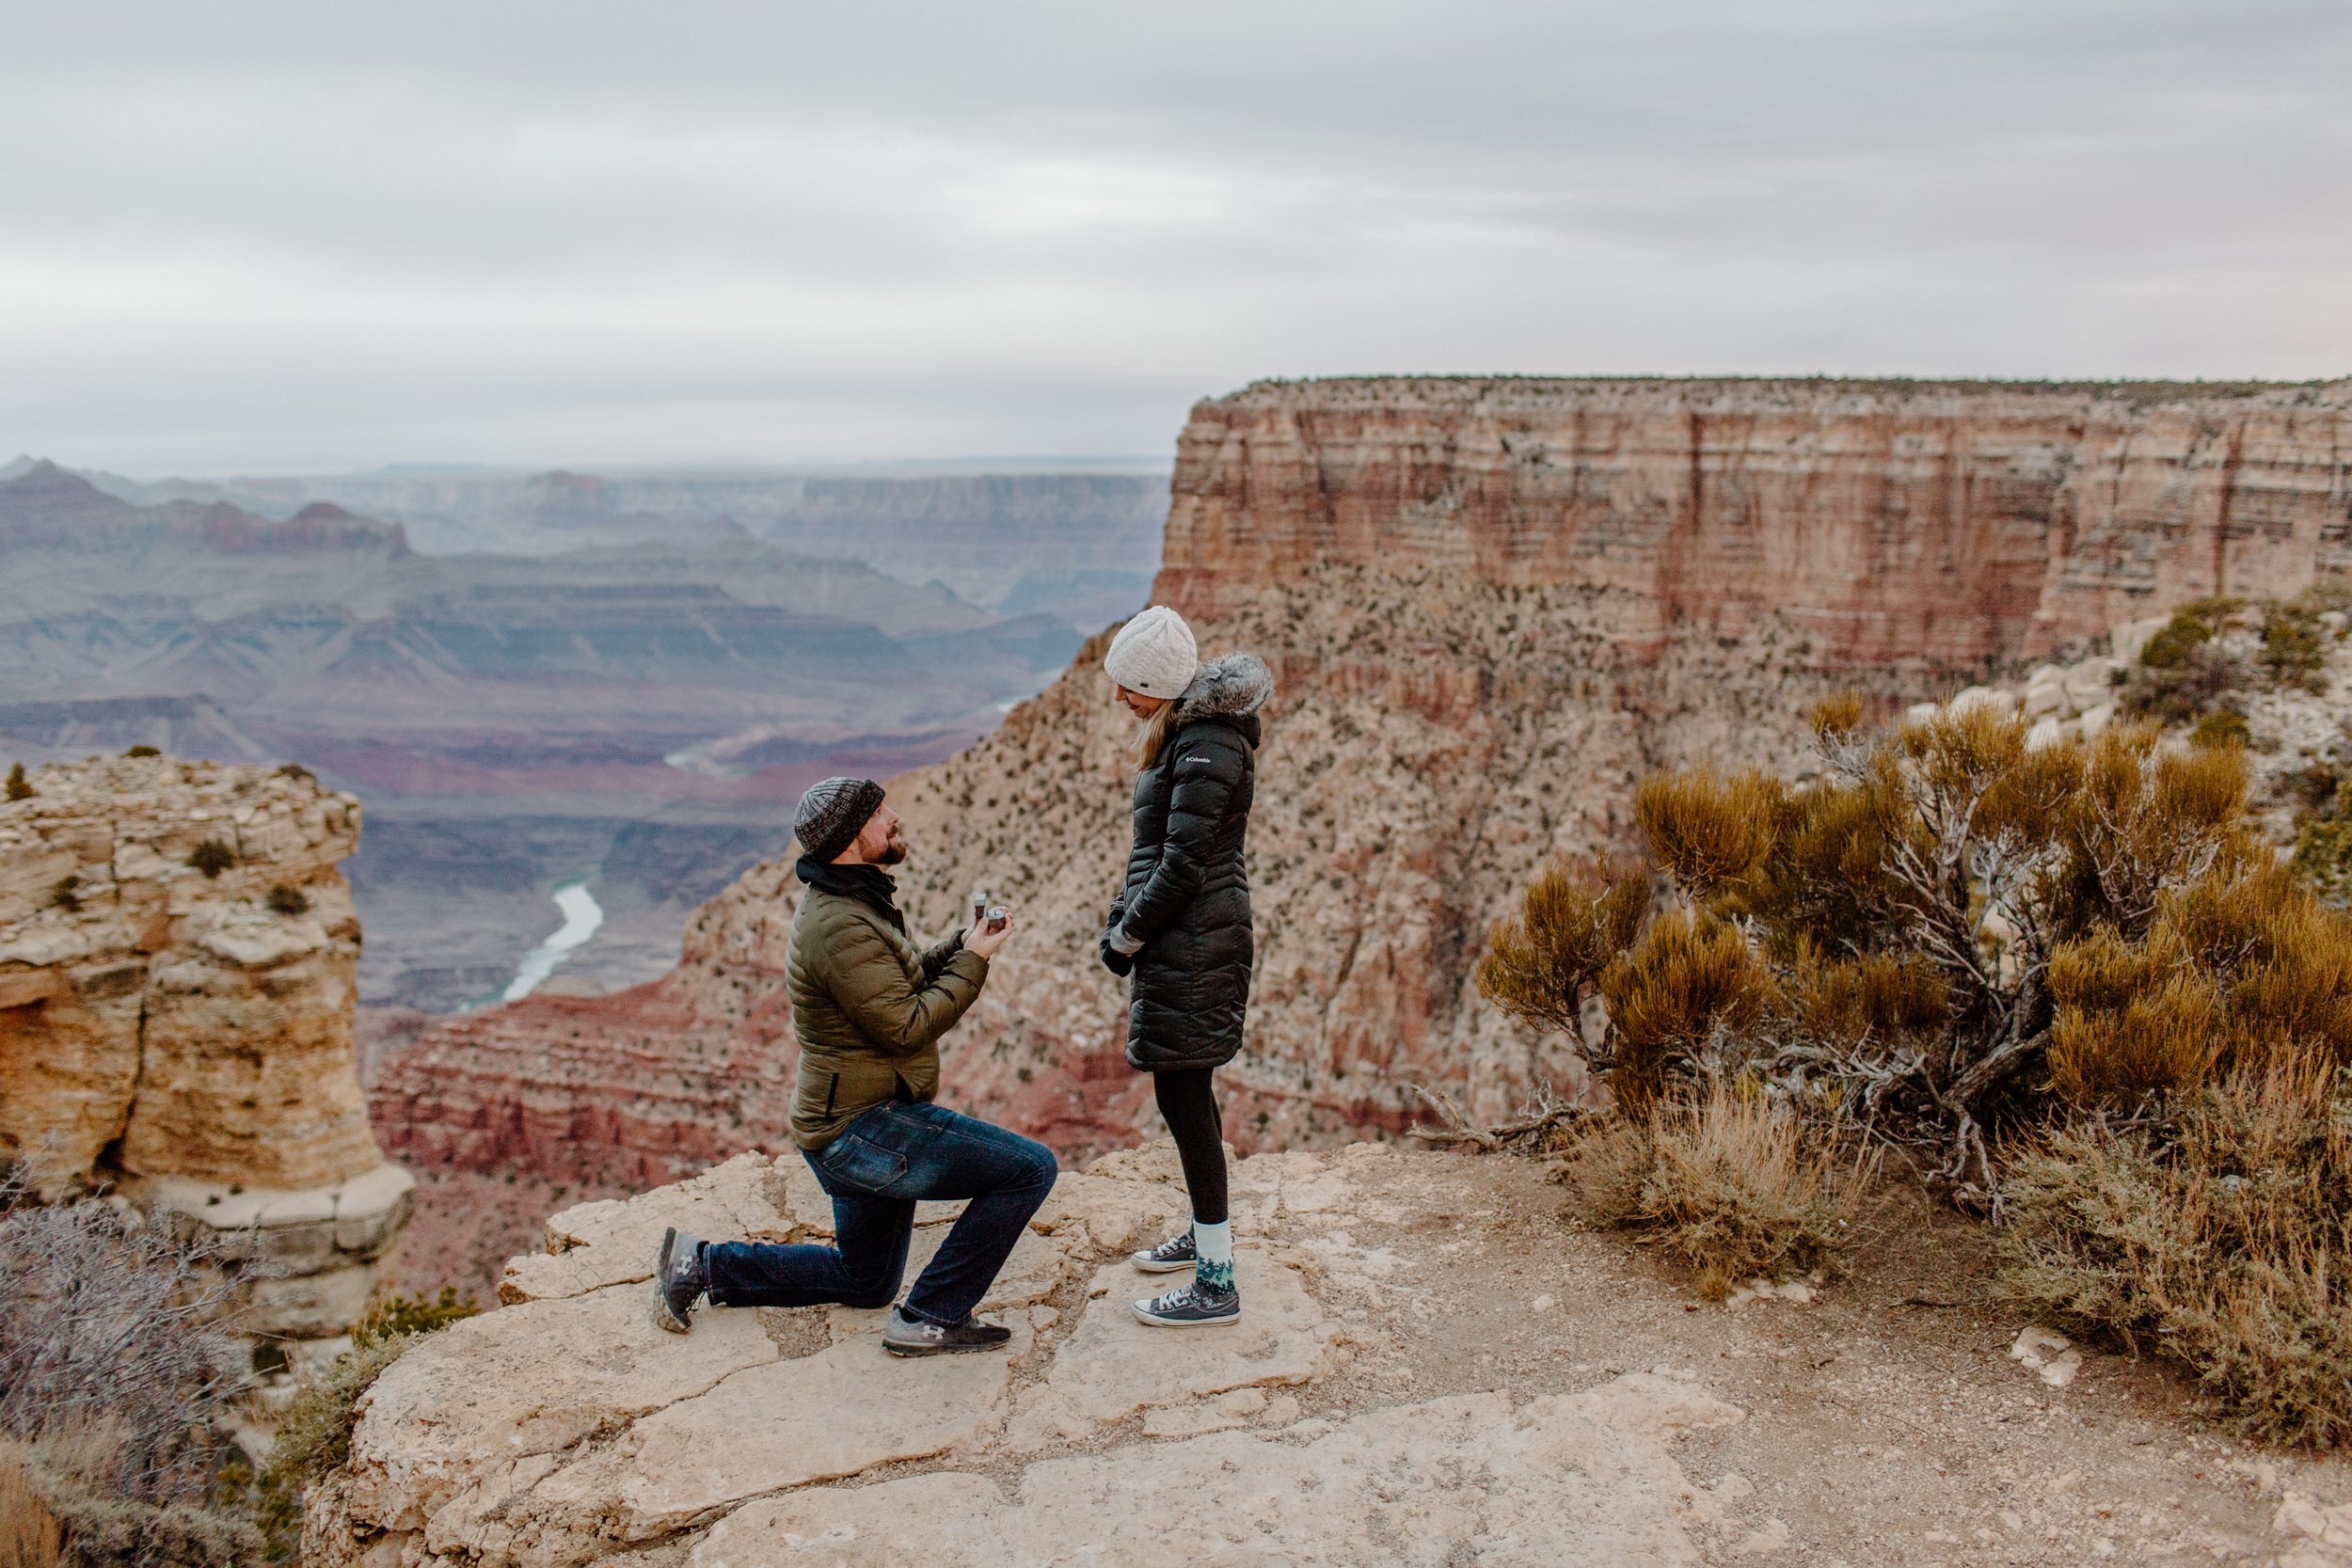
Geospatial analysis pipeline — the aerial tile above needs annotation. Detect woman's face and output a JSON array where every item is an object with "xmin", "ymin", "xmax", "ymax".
[{"xmin": 1116, "ymin": 684, "xmax": 1171, "ymax": 720}]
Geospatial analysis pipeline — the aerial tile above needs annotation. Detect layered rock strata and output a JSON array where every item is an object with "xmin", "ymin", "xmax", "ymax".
[
  {"xmin": 0, "ymin": 754, "xmax": 410, "ymax": 1340},
  {"xmin": 1160, "ymin": 377, "xmax": 2352, "ymax": 661},
  {"xmin": 372, "ymin": 377, "xmax": 2352, "ymax": 1181}
]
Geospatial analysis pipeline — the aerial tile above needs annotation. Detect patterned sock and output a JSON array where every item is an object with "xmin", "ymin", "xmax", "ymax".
[{"xmin": 1193, "ymin": 1220, "xmax": 1234, "ymax": 1293}]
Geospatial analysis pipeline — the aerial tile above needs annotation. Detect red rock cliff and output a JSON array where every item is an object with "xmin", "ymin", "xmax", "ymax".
[{"xmin": 1156, "ymin": 378, "xmax": 2352, "ymax": 664}]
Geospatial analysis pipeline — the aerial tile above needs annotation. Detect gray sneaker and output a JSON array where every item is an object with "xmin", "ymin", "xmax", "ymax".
[
  {"xmin": 1132, "ymin": 1279, "xmax": 1240, "ymax": 1327},
  {"xmin": 1131, "ymin": 1229, "xmax": 1197, "ymax": 1274},
  {"xmin": 882, "ymin": 1306, "xmax": 1014, "ymax": 1357},
  {"xmin": 649, "ymin": 1227, "xmax": 706, "ymax": 1335}
]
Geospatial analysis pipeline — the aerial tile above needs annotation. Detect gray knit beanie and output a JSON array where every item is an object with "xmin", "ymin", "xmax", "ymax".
[{"xmin": 793, "ymin": 776, "xmax": 885, "ymax": 863}]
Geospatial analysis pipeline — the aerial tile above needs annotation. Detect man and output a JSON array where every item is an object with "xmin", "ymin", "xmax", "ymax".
[{"xmin": 649, "ymin": 776, "xmax": 1055, "ymax": 1355}]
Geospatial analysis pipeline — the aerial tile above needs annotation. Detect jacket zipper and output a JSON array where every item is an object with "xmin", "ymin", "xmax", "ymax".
[{"xmin": 823, "ymin": 1073, "xmax": 838, "ymax": 1119}]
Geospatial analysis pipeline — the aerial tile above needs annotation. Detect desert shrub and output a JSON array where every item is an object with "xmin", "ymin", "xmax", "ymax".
[
  {"xmin": 270, "ymin": 764, "xmax": 312, "ymax": 783},
  {"xmin": 1483, "ymin": 699, "xmax": 2352, "ymax": 1208},
  {"xmin": 1476, "ymin": 855, "xmax": 1649, "ymax": 1038},
  {"xmin": 10, "ymin": 1428, "xmax": 258, "ymax": 1568},
  {"xmin": 182, "ymin": 841, "xmax": 233, "ymax": 879},
  {"xmin": 1999, "ymin": 1064, "xmax": 2352, "ymax": 1446},
  {"xmin": 0, "ymin": 1171, "xmax": 262, "ymax": 1565},
  {"xmin": 2125, "ymin": 598, "xmax": 2250, "ymax": 725},
  {"xmin": 1634, "ymin": 768, "xmax": 1781, "ymax": 899},
  {"xmin": 1563, "ymin": 1081, "xmax": 1864, "ymax": 1299},
  {"xmin": 2191, "ymin": 709, "xmax": 2250, "ymax": 751},
  {"xmin": 2046, "ymin": 929, "xmax": 2218, "ymax": 1101},
  {"xmin": 1596, "ymin": 911, "xmax": 1771, "ymax": 1114},
  {"xmin": 0, "ymin": 1173, "xmax": 242, "ymax": 1504},
  {"xmin": 119, "ymin": 746, "xmax": 160, "ymax": 760},
  {"xmin": 2295, "ymin": 783, "xmax": 2352, "ymax": 906},
  {"xmin": 248, "ymin": 1335, "xmax": 410, "ymax": 1553},
  {"xmin": 1806, "ymin": 691, "xmax": 1867, "ymax": 741},
  {"xmin": 262, "ymin": 884, "xmax": 308, "ymax": 918},
  {"xmin": 4, "ymin": 765, "xmax": 30, "ymax": 803},
  {"xmin": 2262, "ymin": 603, "xmax": 2329, "ymax": 689}
]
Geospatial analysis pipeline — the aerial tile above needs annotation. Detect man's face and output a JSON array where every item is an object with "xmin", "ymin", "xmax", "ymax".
[{"xmin": 847, "ymin": 803, "xmax": 906, "ymax": 866}]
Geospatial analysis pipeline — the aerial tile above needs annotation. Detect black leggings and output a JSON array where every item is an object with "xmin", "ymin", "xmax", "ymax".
[{"xmin": 1152, "ymin": 1069, "xmax": 1229, "ymax": 1225}]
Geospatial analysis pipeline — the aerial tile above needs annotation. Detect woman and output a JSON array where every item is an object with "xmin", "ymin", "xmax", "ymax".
[{"xmin": 1098, "ymin": 605, "xmax": 1272, "ymax": 1327}]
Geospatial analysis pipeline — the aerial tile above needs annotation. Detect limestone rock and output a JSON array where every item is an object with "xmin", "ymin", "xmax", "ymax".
[
  {"xmin": 311, "ymin": 1142, "xmax": 1770, "ymax": 1568},
  {"xmin": 699, "ymin": 1380, "xmax": 1743, "ymax": 1568},
  {"xmin": 0, "ymin": 753, "xmax": 376, "ymax": 1192},
  {"xmin": 1004, "ymin": 1245, "xmax": 1329, "ymax": 1448},
  {"xmin": 0, "ymin": 752, "xmax": 407, "ymax": 1341}
]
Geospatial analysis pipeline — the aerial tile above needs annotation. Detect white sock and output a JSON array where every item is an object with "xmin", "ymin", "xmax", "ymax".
[{"xmin": 1193, "ymin": 1219, "xmax": 1233, "ymax": 1292}]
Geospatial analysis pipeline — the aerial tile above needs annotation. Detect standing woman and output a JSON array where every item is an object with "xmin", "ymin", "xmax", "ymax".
[{"xmin": 1098, "ymin": 606, "xmax": 1272, "ymax": 1327}]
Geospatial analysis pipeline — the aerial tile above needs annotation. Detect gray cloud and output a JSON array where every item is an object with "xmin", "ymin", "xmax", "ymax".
[{"xmin": 2, "ymin": 0, "xmax": 2345, "ymax": 472}]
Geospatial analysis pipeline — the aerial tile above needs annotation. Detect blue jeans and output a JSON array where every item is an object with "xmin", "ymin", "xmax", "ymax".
[{"xmin": 704, "ymin": 1101, "xmax": 1058, "ymax": 1325}]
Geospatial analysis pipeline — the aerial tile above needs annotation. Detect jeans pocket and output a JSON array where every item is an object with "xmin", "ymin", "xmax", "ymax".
[{"xmin": 820, "ymin": 1131, "xmax": 910, "ymax": 1195}]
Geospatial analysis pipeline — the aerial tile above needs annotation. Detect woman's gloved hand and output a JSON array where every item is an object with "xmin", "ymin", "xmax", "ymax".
[{"xmin": 1098, "ymin": 929, "xmax": 1134, "ymax": 976}]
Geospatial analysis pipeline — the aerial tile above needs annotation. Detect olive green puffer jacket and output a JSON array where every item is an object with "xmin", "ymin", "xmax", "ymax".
[{"xmin": 787, "ymin": 886, "xmax": 989, "ymax": 1149}]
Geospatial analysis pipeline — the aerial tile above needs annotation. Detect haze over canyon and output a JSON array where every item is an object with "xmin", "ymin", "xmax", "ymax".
[{"xmin": 0, "ymin": 457, "xmax": 1165, "ymax": 1010}]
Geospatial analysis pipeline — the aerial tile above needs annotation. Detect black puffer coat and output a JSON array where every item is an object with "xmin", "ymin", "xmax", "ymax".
[{"xmin": 1104, "ymin": 653, "xmax": 1272, "ymax": 1072}]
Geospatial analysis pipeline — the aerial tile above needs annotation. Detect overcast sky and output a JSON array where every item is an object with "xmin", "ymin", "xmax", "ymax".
[{"xmin": 3, "ymin": 1, "xmax": 2345, "ymax": 474}]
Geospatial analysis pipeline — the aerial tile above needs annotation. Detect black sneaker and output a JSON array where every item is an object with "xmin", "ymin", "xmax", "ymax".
[
  {"xmin": 1132, "ymin": 1279, "xmax": 1240, "ymax": 1327},
  {"xmin": 1131, "ymin": 1229, "xmax": 1197, "ymax": 1274},
  {"xmin": 649, "ymin": 1226, "xmax": 706, "ymax": 1335},
  {"xmin": 882, "ymin": 1306, "xmax": 1014, "ymax": 1357}
]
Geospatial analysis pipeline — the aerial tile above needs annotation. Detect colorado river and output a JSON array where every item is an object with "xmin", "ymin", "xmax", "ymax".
[{"xmin": 501, "ymin": 880, "xmax": 604, "ymax": 1002}]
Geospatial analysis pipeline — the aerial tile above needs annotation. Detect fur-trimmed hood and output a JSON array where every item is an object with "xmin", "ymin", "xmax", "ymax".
[{"xmin": 1171, "ymin": 653, "xmax": 1273, "ymax": 725}]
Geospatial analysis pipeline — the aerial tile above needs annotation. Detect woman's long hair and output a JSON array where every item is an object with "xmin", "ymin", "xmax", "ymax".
[{"xmin": 1135, "ymin": 700, "xmax": 1181, "ymax": 769}]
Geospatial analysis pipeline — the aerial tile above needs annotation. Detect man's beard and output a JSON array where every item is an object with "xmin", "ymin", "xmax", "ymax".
[{"xmin": 873, "ymin": 831, "xmax": 908, "ymax": 867}]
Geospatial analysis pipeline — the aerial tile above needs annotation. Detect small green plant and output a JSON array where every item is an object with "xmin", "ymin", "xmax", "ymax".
[
  {"xmin": 2190, "ymin": 708, "xmax": 2250, "ymax": 750},
  {"xmin": 2262, "ymin": 604, "xmax": 2329, "ymax": 689},
  {"xmin": 2297, "ymin": 783, "xmax": 2352, "ymax": 906},
  {"xmin": 119, "ymin": 745, "xmax": 160, "ymax": 759},
  {"xmin": 48, "ymin": 877, "xmax": 79, "ymax": 914},
  {"xmin": 272, "ymin": 763, "xmax": 314, "ymax": 783},
  {"xmin": 352, "ymin": 1287, "xmax": 478, "ymax": 1349},
  {"xmin": 184, "ymin": 840, "xmax": 234, "ymax": 879},
  {"xmin": 2125, "ymin": 598, "xmax": 2251, "ymax": 726},
  {"xmin": 264, "ymin": 883, "xmax": 310, "ymax": 917},
  {"xmin": 5, "ymin": 764, "xmax": 31, "ymax": 803}
]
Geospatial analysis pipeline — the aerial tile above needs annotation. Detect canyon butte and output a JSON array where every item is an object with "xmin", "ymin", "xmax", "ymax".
[{"xmin": 371, "ymin": 374, "xmax": 2352, "ymax": 1229}]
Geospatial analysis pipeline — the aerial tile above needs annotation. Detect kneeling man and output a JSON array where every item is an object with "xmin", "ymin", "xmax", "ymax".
[{"xmin": 651, "ymin": 777, "xmax": 1056, "ymax": 1355}]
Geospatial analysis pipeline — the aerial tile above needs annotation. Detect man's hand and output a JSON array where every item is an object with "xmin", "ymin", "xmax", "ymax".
[{"xmin": 964, "ymin": 912, "xmax": 1015, "ymax": 960}]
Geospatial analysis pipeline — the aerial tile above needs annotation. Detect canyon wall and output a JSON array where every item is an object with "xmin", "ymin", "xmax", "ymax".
[
  {"xmin": 372, "ymin": 377, "xmax": 2352, "ymax": 1212},
  {"xmin": 0, "ymin": 754, "xmax": 410, "ymax": 1342},
  {"xmin": 1157, "ymin": 377, "xmax": 2352, "ymax": 663}
]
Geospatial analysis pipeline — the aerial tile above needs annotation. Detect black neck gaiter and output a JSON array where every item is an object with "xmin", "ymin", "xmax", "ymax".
[{"xmin": 795, "ymin": 855, "xmax": 906, "ymax": 933}]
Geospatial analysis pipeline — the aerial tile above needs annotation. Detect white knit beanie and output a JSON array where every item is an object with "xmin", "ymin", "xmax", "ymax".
[{"xmin": 1104, "ymin": 606, "xmax": 1199, "ymax": 700}]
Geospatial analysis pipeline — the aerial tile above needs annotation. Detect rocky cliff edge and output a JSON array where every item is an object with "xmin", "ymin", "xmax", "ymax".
[{"xmin": 0, "ymin": 753, "xmax": 410, "ymax": 1342}]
